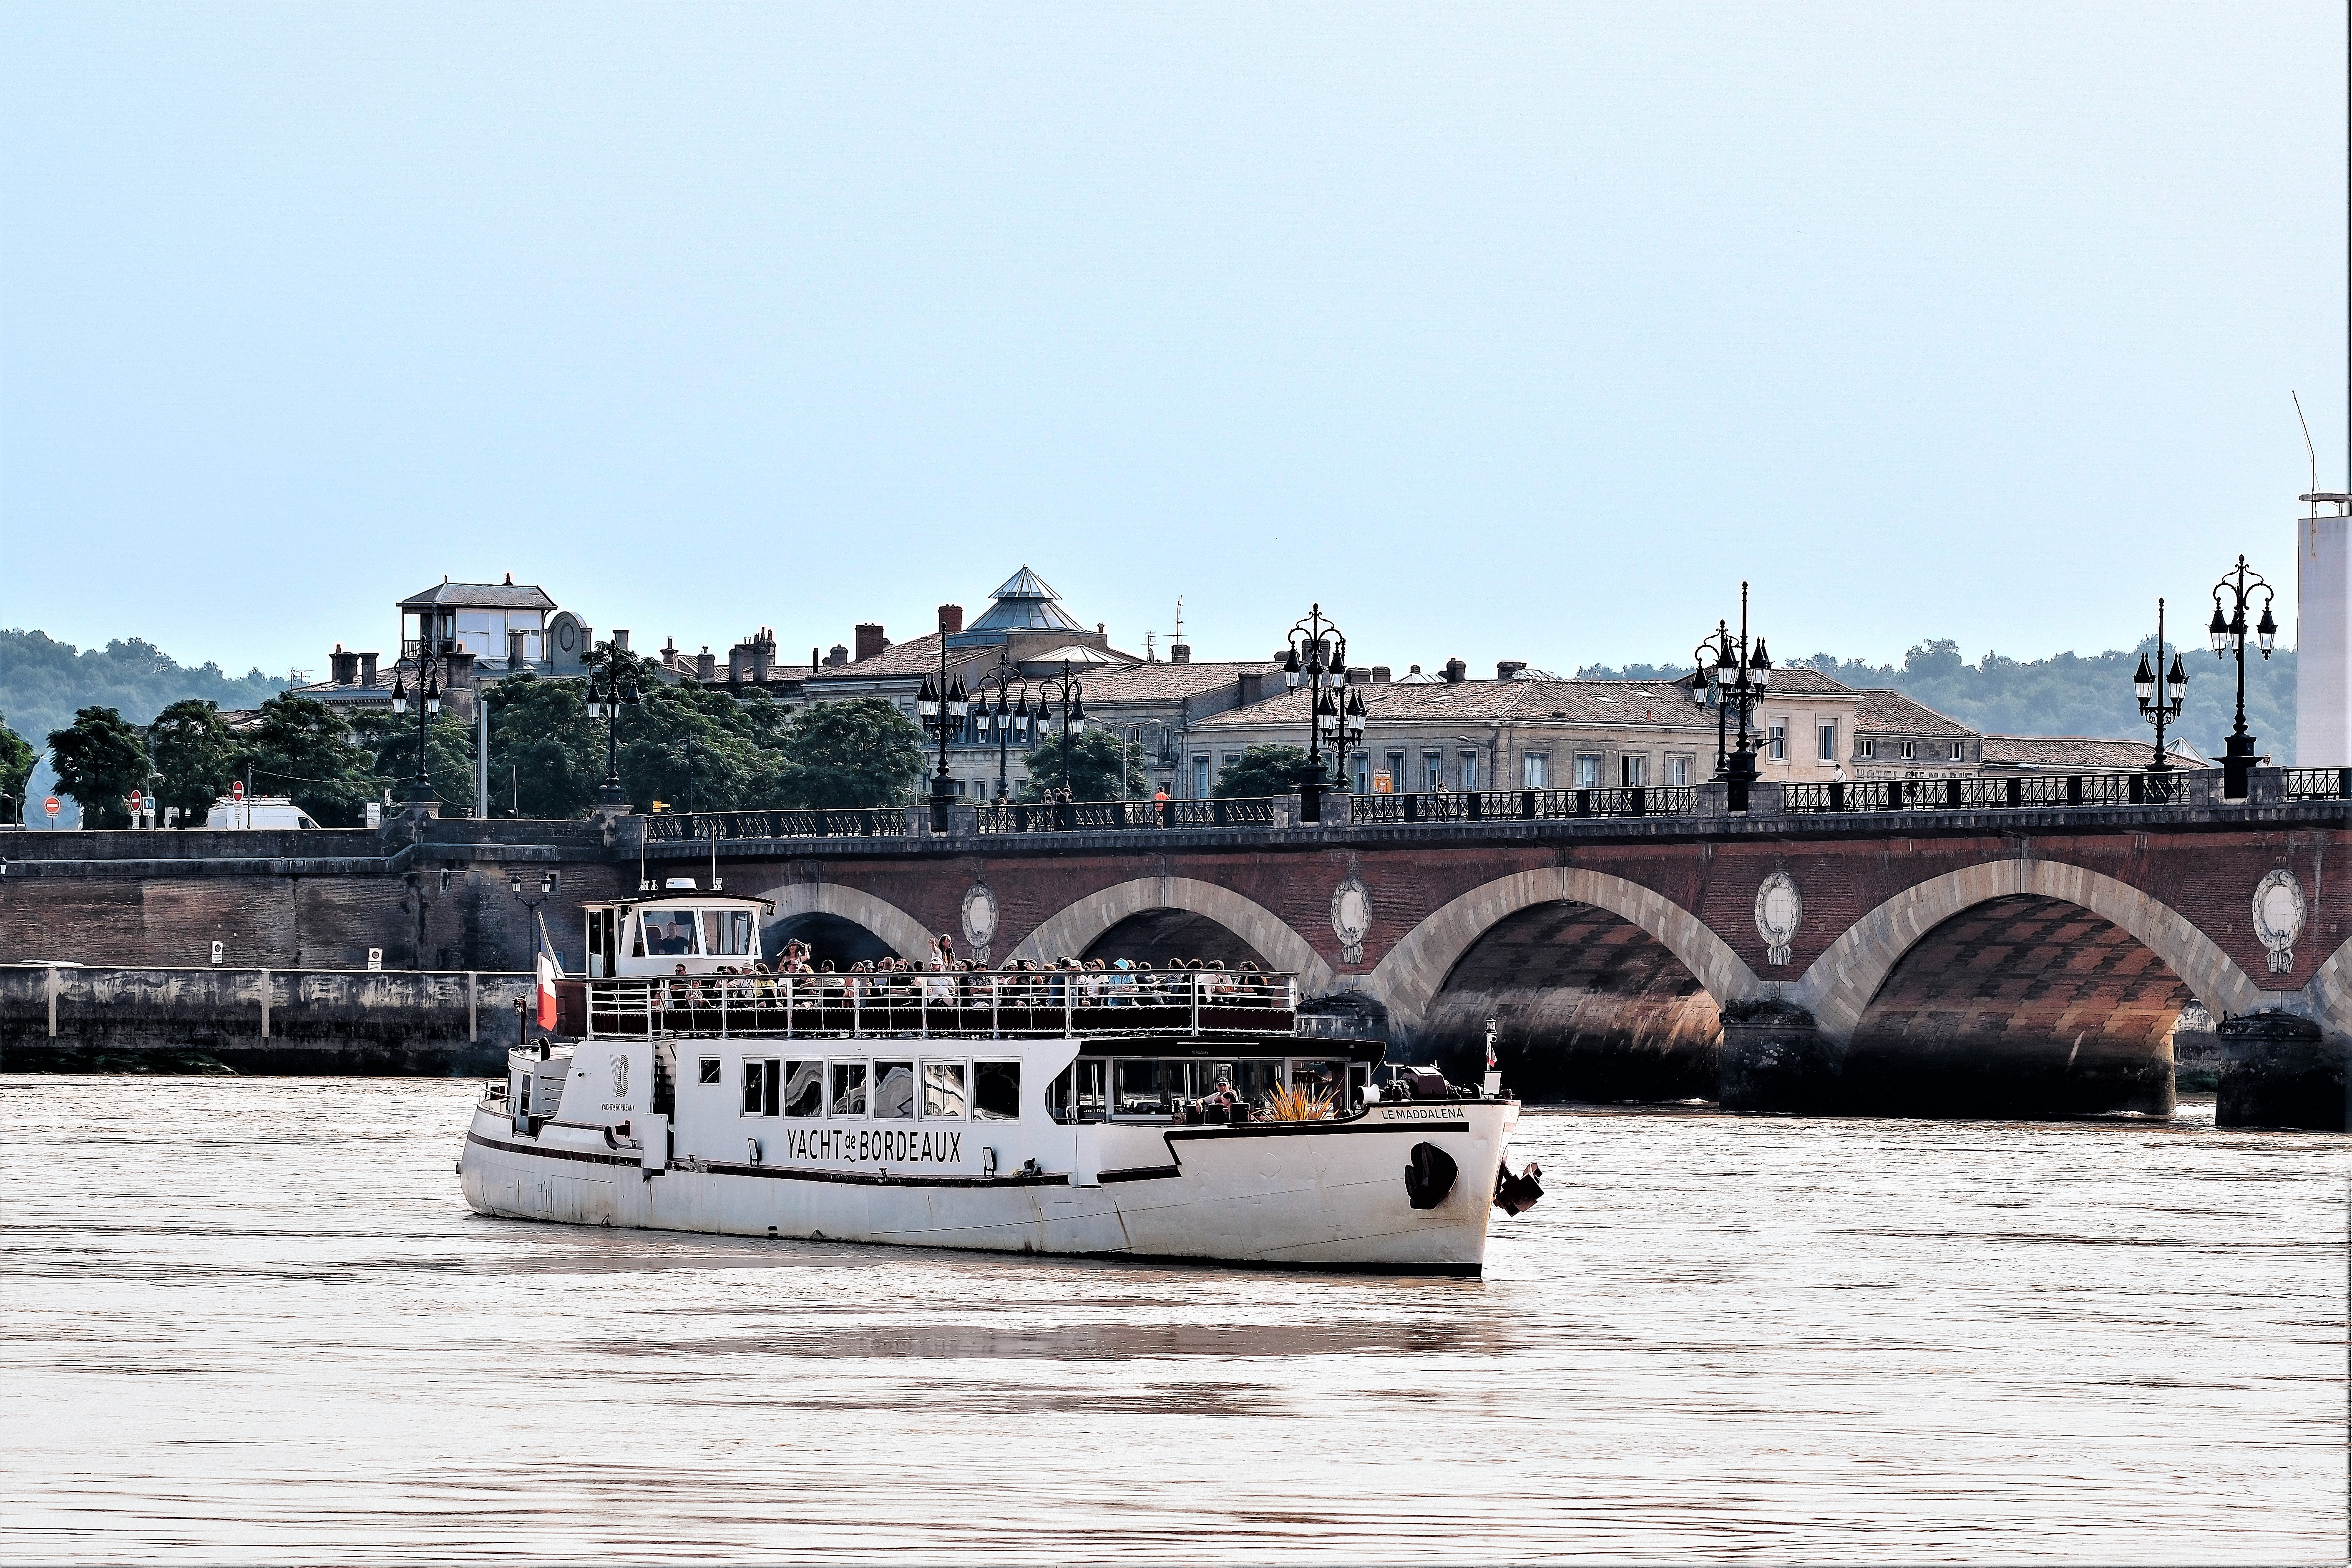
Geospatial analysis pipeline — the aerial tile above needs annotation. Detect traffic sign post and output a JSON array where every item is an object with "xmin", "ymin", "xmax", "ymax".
[{"xmin": 42, "ymin": 795, "xmax": 60, "ymax": 827}]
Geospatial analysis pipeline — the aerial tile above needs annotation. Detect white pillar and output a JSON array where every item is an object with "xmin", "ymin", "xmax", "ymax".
[
  {"xmin": 476, "ymin": 693, "xmax": 491, "ymax": 818},
  {"xmin": 2295, "ymin": 506, "xmax": 2352, "ymax": 767}
]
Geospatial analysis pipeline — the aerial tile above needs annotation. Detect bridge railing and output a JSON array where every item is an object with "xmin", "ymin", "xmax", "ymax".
[
  {"xmin": 1783, "ymin": 769, "xmax": 2218, "ymax": 814},
  {"xmin": 2284, "ymin": 768, "xmax": 2352, "ymax": 801},
  {"xmin": 642, "ymin": 808, "xmax": 911, "ymax": 841},
  {"xmin": 974, "ymin": 798, "xmax": 1279, "ymax": 834},
  {"xmin": 584, "ymin": 971, "xmax": 1299, "ymax": 1040},
  {"xmin": 1348, "ymin": 785, "xmax": 1701, "ymax": 824}
]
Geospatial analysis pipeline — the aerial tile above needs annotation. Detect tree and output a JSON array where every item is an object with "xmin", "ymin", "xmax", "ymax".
[
  {"xmin": 481, "ymin": 672, "xmax": 605, "ymax": 820},
  {"xmin": 776, "ymin": 698, "xmax": 926, "ymax": 808},
  {"xmin": 238, "ymin": 695, "xmax": 376, "ymax": 827},
  {"xmin": 1212, "ymin": 744, "xmax": 1331, "ymax": 798},
  {"xmin": 0, "ymin": 713, "xmax": 36, "ymax": 825},
  {"xmin": 618, "ymin": 682, "xmax": 787, "ymax": 814},
  {"xmin": 1021, "ymin": 727, "xmax": 1147, "ymax": 802},
  {"xmin": 146, "ymin": 700, "xmax": 239, "ymax": 827},
  {"xmin": 47, "ymin": 706, "xmax": 149, "ymax": 828},
  {"xmin": 0, "ymin": 629, "xmax": 287, "ymax": 757}
]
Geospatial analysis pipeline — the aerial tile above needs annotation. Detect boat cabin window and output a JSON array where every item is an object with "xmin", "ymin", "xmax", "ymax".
[
  {"xmin": 972, "ymin": 1061, "xmax": 1021, "ymax": 1120},
  {"xmin": 586, "ymin": 910, "xmax": 619, "ymax": 978},
  {"xmin": 742, "ymin": 1059, "xmax": 781, "ymax": 1117},
  {"xmin": 874, "ymin": 1061, "xmax": 916, "ymax": 1119},
  {"xmin": 782, "ymin": 1060, "xmax": 824, "ymax": 1117},
  {"xmin": 1115, "ymin": 1059, "xmax": 1192, "ymax": 1117},
  {"xmin": 1097, "ymin": 1056, "xmax": 1301, "ymax": 1122},
  {"xmin": 699, "ymin": 1057, "xmax": 721, "ymax": 1085},
  {"xmin": 923, "ymin": 1062, "xmax": 967, "ymax": 1118},
  {"xmin": 830, "ymin": 1062, "xmax": 869, "ymax": 1117},
  {"xmin": 1046, "ymin": 1059, "xmax": 1107, "ymax": 1122},
  {"xmin": 637, "ymin": 909, "xmax": 699, "ymax": 957},
  {"xmin": 701, "ymin": 909, "xmax": 755, "ymax": 958}
]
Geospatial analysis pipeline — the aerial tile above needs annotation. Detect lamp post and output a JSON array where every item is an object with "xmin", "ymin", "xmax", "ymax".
[
  {"xmin": 2207, "ymin": 556, "xmax": 2277, "ymax": 799},
  {"xmin": 1281, "ymin": 604, "xmax": 1363, "ymax": 823},
  {"xmin": 582, "ymin": 639, "xmax": 643, "ymax": 808},
  {"xmin": 387, "ymin": 646, "xmax": 447, "ymax": 807},
  {"xmin": 1686, "ymin": 581, "xmax": 1773, "ymax": 810},
  {"xmin": 1031, "ymin": 659, "xmax": 1088, "ymax": 807},
  {"xmin": 2133, "ymin": 598, "xmax": 2188, "ymax": 773},
  {"xmin": 915, "ymin": 625, "xmax": 970, "ymax": 830},
  {"xmin": 972, "ymin": 649, "xmax": 1032, "ymax": 802}
]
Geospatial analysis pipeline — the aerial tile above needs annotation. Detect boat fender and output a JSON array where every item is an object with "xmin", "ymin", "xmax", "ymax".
[
  {"xmin": 1404, "ymin": 1141, "xmax": 1457, "ymax": 1210},
  {"xmin": 1494, "ymin": 1160, "xmax": 1544, "ymax": 1216}
]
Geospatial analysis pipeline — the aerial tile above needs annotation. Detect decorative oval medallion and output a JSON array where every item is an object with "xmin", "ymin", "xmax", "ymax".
[
  {"xmin": 1330, "ymin": 875, "xmax": 1373, "ymax": 965},
  {"xmin": 961, "ymin": 881, "xmax": 1000, "ymax": 964},
  {"xmin": 2251, "ymin": 868, "xmax": 2305, "ymax": 974},
  {"xmin": 1753, "ymin": 871, "xmax": 1802, "ymax": 967}
]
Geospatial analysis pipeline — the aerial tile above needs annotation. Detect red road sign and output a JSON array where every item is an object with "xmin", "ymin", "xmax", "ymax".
[
  {"xmin": 42, "ymin": 796, "xmax": 59, "ymax": 818},
  {"xmin": 231, "ymin": 780, "xmax": 244, "ymax": 801},
  {"xmin": 129, "ymin": 791, "xmax": 143, "ymax": 809}
]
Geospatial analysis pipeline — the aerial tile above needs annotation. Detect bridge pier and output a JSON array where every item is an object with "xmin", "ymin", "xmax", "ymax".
[
  {"xmin": 1718, "ymin": 1007, "xmax": 1841, "ymax": 1115},
  {"xmin": 2216, "ymin": 1013, "xmax": 2350, "ymax": 1131}
]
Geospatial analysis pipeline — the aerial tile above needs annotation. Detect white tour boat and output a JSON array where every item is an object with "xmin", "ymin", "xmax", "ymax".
[{"xmin": 457, "ymin": 887, "xmax": 1537, "ymax": 1275}]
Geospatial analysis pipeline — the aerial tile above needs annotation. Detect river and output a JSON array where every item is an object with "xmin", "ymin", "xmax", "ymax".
[{"xmin": 3, "ymin": 1076, "xmax": 2343, "ymax": 1563}]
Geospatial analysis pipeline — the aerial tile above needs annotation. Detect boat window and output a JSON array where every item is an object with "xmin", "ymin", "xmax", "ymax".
[
  {"xmin": 972, "ymin": 1061, "xmax": 1021, "ymax": 1121},
  {"xmin": 699, "ymin": 1057, "xmax": 721, "ymax": 1085},
  {"xmin": 1114, "ymin": 1058, "xmax": 1195, "ymax": 1117},
  {"xmin": 640, "ymin": 909, "xmax": 698, "ymax": 957},
  {"xmin": 743, "ymin": 1059, "xmax": 780, "ymax": 1117},
  {"xmin": 874, "ymin": 1061, "xmax": 916, "ymax": 1119},
  {"xmin": 1289, "ymin": 1059, "xmax": 1342, "ymax": 1110},
  {"xmin": 922, "ymin": 1062, "xmax": 967, "ymax": 1118},
  {"xmin": 830, "ymin": 1062, "xmax": 870, "ymax": 1117},
  {"xmin": 1208, "ymin": 1060, "xmax": 1283, "ymax": 1109},
  {"xmin": 782, "ymin": 1060, "xmax": 824, "ymax": 1118},
  {"xmin": 701, "ymin": 909, "xmax": 755, "ymax": 957},
  {"xmin": 1048, "ymin": 1059, "xmax": 1106, "ymax": 1123}
]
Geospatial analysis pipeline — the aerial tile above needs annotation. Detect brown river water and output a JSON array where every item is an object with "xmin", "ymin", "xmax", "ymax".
[{"xmin": 3, "ymin": 1076, "xmax": 2345, "ymax": 1564}]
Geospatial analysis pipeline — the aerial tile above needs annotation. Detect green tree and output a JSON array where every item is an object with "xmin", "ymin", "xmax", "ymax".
[
  {"xmin": 47, "ymin": 706, "xmax": 149, "ymax": 828},
  {"xmin": 1021, "ymin": 727, "xmax": 1147, "ymax": 802},
  {"xmin": 777, "ymin": 698, "xmax": 926, "ymax": 808},
  {"xmin": 0, "ymin": 629, "xmax": 287, "ymax": 755},
  {"xmin": 1212, "ymin": 744, "xmax": 1331, "ymax": 798},
  {"xmin": 0, "ymin": 712, "xmax": 36, "ymax": 824},
  {"xmin": 352, "ymin": 707, "xmax": 478, "ymax": 816},
  {"xmin": 146, "ymin": 700, "xmax": 239, "ymax": 827},
  {"xmin": 239, "ymin": 695, "xmax": 376, "ymax": 826},
  {"xmin": 482, "ymin": 672, "xmax": 605, "ymax": 819}
]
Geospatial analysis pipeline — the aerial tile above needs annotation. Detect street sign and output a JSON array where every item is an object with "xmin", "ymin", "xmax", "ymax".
[
  {"xmin": 210, "ymin": 941, "xmax": 224, "ymax": 965},
  {"xmin": 231, "ymin": 780, "xmax": 244, "ymax": 801},
  {"xmin": 42, "ymin": 796, "xmax": 59, "ymax": 819},
  {"xmin": 129, "ymin": 791, "xmax": 143, "ymax": 809},
  {"xmin": 367, "ymin": 948, "xmax": 383, "ymax": 972}
]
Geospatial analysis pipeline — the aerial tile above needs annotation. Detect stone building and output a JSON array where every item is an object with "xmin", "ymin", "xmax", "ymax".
[
  {"xmin": 1978, "ymin": 734, "xmax": 2211, "ymax": 773},
  {"xmin": 289, "ymin": 574, "xmax": 605, "ymax": 721}
]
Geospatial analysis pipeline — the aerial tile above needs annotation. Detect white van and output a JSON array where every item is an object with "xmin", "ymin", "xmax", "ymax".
[{"xmin": 205, "ymin": 794, "xmax": 323, "ymax": 830}]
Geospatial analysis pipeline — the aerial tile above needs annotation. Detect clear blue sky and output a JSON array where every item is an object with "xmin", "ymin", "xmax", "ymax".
[{"xmin": 3, "ymin": 4, "xmax": 2344, "ymax": 682}]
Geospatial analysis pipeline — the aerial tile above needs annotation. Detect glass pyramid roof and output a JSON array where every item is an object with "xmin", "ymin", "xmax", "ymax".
[{"xmin": 967, "ymin": 565, "xmax": 1085, "ymax": 632}]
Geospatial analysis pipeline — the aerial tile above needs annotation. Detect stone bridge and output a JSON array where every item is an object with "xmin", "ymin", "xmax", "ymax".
[{"xmin": 5, "ymin": 771, "xmax": 2348, "ymax": 1127}]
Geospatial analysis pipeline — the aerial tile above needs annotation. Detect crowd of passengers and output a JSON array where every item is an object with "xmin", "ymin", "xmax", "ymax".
[{"xmin": 658, "ymin": 937, "xmax": 1284, "ymax": 1006}]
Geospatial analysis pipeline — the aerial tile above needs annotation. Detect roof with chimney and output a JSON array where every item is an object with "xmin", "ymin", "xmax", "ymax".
[
  {"xmin": 397, "ymin": 574, "xmax": 557, "ymax": 611},
  {"xmin": 966, "ymin": 567, "xmax": 1086, "ymax": 632},
  {"xmin": 1045, "ymin": 659, "xmax": 1288, "ymax": 703}
]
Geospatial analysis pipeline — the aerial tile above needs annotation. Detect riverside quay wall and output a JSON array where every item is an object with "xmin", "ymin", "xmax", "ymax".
[{"xmin": 2, "ymin": 778, "xmax": 2347, "ymax": 1128}]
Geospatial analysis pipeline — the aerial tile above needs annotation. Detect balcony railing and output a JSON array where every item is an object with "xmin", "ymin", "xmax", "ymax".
[{"xmin": 583, "ymin": 972, "xmax": 1299, "ymax": 1040}]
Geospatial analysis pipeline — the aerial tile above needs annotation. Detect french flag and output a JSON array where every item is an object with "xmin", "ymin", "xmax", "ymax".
[{"xmin": 535, "ymin": 914, "xmax": 562, "ymax": 1032}]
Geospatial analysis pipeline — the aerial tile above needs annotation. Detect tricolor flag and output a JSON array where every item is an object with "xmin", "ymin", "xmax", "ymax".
[{"xmin": 535, "ymin": 912, "xmax": 563, "ymax": 1032}]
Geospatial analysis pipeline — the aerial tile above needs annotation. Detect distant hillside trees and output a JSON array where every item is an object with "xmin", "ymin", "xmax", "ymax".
[{"xmin": 1, "ymin": 630, "xmax": 288, "ymax": 748}]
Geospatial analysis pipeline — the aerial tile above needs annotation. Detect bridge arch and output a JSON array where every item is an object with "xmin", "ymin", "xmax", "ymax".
[
  {"xmin": 1363, "ymin": 866, "xmax": 1760, "ymax": 1030},
  {"xmin": 749, "ymin": 881, "xmax": 937, "ymax": 964},
  {"xmin": 1009, "ymin": 877, "xmax": 1337, "ymax": 993},
  {"xmin": 1794, "ymin": 858, "xmax": 2264, "ymax": 1043}
]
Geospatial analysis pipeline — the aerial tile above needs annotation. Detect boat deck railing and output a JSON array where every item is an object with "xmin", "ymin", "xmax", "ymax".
[{"xmin": 583, "ymin": 973, "xmax": 1300, "ymax": 1040}]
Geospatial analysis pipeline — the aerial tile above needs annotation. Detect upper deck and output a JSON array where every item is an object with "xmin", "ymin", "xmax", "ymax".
[{"xmin": 574, "ymin": 970, "xmax": 1300, "ymax": 1041}]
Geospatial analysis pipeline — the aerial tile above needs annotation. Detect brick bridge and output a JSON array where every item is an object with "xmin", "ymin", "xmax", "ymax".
[{"xmin": 5, "ymin": 768, "xmax": 2348, "ymax": 1127}]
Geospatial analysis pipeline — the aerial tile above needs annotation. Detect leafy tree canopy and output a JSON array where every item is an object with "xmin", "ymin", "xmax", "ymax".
[
  {"xmin": 619, "ymin": 683, "xmax": 788, "ymax": 814},
  {"xmin": 482, "ymin": 672, "xmax": 606, "ymax": 820},
  {"xmin": 1212, "ymin": 743, "xmax": 1331, "ymax": 799},
  {"xmin": 777, "ymin": 698, "xmax": 926, "ymax": 809},
  {"xmin": 0, "ymin": 715, "xmax": 34, "ymax": 822},
  {"xmin": 240, "ymin": 695, "xmax": 377, "ymax": 827},
  {"xmin": 1021, "ymin": 727, "xmax": 1147, "ymax": 802},
  {"xmin": 352, "ymin": 708, "xmax": 478, "ymax": 816},
  {"xmin": 146, "ymin": 700, "xmax": 240, "ymax": 827},
  {"xmin": 47, "ymin": 706, "xmax": 150, "ymax": 829},
  {"xmin": 2, "ymin": 630, "xmax": 287, "ymax": 758}
]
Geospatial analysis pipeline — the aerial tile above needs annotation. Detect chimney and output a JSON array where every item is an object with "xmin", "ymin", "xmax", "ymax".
[
  {"xmin": 507, "ymin": 629, "xmax": 528, "ymax": 670},
  {"xmin": 827, "ymin": 643, "xmax": 850, "ymax": 668},
  {"xmin": 752, "ymin": 627, "xmax": 774, "ymax": 684},
  {"xmin": 697, "ymin": 647, "xmax": 716, "ymax": 682},
  {"xmin": 330, "ymin": 644, "xmax": 359, "ymax": 686},
  {"xmin": 729, "ymin": 642, "xmax": 752, "ymax": 685},
  {"xmin": 1238, "ymin": 672, "xmax": 1265, "ymax": 705},
  {"xmin": 1346, "ymin": 666, "xmax": 1370, "ymax": 684},
  {"xmin": 444, "ymin": 649, "xmax": 477, "ymax": 688},
  {"xmin": 854, "ymin": 623, "xmax": 888, "ymax": 662},
  {"xmin": 1496, "ymin": 660, "xmax": 1527, "ymax": 680},
  {"xmin": 1444, "ymin": 658, "xmax": 1467, "ymax": 684},
  {"xmin": 938, "ymin": 604, "xmax": 964, "ymax": 636},
  {"xmin": 1371, "ymin": 665, "xmax": 1392, "ymax": 685},
  {"xmin": 612, "ymin": 629, "xmax": 630, "ymax": 652},
  {"xmin": 1170, "ymin": 642, "xmax": 1191, "ymax": 664},
  {"xmin": 360, "ymin": 652, "xmax": 379, "ymax": 687}
]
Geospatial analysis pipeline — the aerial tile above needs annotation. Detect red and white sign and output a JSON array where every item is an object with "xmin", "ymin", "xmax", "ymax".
[
  {"xmin": 231, "ymin": 780, "xmax": 245, "ymax": 802},
  {"xmin": 42, "ymin": 796, "xmax": 59, "ymax": 819},
  {"xmin": 129, "ymin": 791, "xmax": 143, "ymax": 810}
]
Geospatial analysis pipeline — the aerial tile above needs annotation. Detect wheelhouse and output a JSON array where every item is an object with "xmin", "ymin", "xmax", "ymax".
[{"xmin": 582, "ymin": 888, "xmax": 777, "ymax": 978}]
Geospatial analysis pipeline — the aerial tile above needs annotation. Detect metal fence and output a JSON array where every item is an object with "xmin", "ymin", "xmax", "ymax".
[
  {"xmin": 976, "ymin": 797, "xmax": 1279, "ymax": 834},
  {"xmin": 1783, "ymin": 770, "xmax": 2216, "ymax": 813},
  {"xmin": 1348, "ymin": 786, "xmax": 1701, "ymax": 825},
  {"xmin": 2284, "ymin": 768, "xmax": 2352, "ymax": 801},
  {"xmin": 642, "ymin": 808, "xmax": 910, "ymax": 841},
  {"xmin": 583, "ymin": 972, "xmax": 1299, "ymax": 1041}
]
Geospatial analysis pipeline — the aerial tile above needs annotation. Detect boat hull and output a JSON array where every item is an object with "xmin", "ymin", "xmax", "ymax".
[{"xmin": 458, "ymin": 1101, "xmax": 1517, "ymax": 1275}]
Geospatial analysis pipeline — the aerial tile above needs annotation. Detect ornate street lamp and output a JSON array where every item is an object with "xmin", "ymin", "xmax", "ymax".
[
  {"xmin": 2207, "ymin": 555, "xmax": 2277, "ymax": 799},
  {"xmin": 387, "ymin": 647, "xmax": 446, "ymax": 807},
  {"xmin": 916, "ymin": 620, "xmax": 970, "ymax": 829},
  {"xmin": 1283, "ymin": 603, "xmax": 1359, "ymax": 822},
  {"xmin": 1687, "ymin": 581, "xmax": 1772, "ymax": 810},
  {"xmin": 2133, "ymin": 597, "xmax": 2188, "ymax": 773},
  {"xmin": 1031, "ymin": 659, "xmax": 1087, "ymax": 809},
  {"xmin": 581, "ymin": 639, "xmax": 643, "ymax": 807},
  {"xmin": 971, "ymin": 648, "xmax": 1032, "ymax": 802}
]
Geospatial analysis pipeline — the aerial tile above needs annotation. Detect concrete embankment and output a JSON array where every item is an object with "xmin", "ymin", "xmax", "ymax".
[{"xmin": 1, "ymin": 964, "xmax": 528, "ymax": 1075}]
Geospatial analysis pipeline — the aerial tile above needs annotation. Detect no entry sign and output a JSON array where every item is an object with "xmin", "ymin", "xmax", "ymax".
[{"xmin": 42, "ymin": 796, "xmax": 59, "ymax": 819}]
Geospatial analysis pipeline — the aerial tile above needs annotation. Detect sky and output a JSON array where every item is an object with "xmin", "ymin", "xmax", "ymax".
[{"xmin": 2, "ymin": 3, "xmax": 2345, "ymax": 684}]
